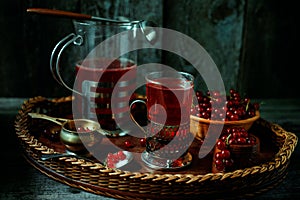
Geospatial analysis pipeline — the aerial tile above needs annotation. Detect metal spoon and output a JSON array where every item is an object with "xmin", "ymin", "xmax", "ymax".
[
  {"xmin": 26, "ymin": 8, "xmax": 158, "ymax": 45},
  {"xmin": 40, "ymin": 151, "xmax": 96, "ymax": 162},
  {"xmin": 28, "ymin": 112, "xmax": 107, "ymax": 135},
  {"xmin": 28, "ymin": 112, "xmax": 125, "ymax": 137}
]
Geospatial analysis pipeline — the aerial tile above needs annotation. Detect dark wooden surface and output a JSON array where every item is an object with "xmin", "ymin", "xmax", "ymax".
[{"xmin": 0, "ymin": 97, "xmax": 299, "ymax": 199}]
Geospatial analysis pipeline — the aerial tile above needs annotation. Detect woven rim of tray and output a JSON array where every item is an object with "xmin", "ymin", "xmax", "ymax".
[{"xmin": 14, "ymin": 96, "xmax": 298, "ymax": 199}]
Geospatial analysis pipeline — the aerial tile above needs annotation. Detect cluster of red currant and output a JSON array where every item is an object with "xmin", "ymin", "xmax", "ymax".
[
  {"xmin": 191, "ymin": 89, "xmax": 260, "ymax": 121},
  {"xmin": 219, "ymin": 127, "xmax": 256, "ymax": 146},
  {"xmin": 213, "ymin": 127, "xmax": 257, "ymax": 172},
  {"xmin": 106, "ymin": 151, "xmax": 127, "ymax": 168}
]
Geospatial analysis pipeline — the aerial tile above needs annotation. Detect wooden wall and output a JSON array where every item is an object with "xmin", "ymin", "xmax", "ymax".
[{"xmin": 0, "ymin": 0, "xmax": 298, "ymax": 98}]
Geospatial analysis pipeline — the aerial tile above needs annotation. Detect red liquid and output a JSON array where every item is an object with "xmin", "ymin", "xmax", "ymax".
[
  {"xmin": 145, "ymin": 77, "xmax": 194, "ymax": 158},
  {"xmin": 146, "ymin": 77, "xmax": 193, "ymax": 126},
  {"xmin": 73, "ymin": 58, "xmax": 136, "ymax": 131}
]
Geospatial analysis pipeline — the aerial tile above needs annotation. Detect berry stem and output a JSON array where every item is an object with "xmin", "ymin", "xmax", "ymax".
[{"xmin": 225, "ymin": 134, "xmax": 231, "ymax": 146}]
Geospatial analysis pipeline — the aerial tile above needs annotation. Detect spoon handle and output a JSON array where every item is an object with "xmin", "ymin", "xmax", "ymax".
[
  {"xmin": 28, "ymin": 112, "xmax": 68, "ymax": 125},
  {"xmin": 27, "ymin": 8, "xmax": 157, "ymax": 44},
  {"xmin": 27, "ymin": 8, "xmax": 92, "ymax": 20},
  {"xmin": 40, "ymin": 153, "xmax": 72, "ymax": 161},
  {"xmin": 27, "ymin": 8, "xmax": 129, "ymax": 23},
  {"xmin": 40, "ymin": 153, "xmax": 99, "ymax": 164}
]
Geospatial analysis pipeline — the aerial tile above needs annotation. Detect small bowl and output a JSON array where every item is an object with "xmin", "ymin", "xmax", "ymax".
[
  {"xmin": 28, "ymin": 113, "xmax": 105, "ymax": 154},
  {"xmin": 190, "ymin": 111, "xmax": 260, "ymax": 141},
  {"xmin": 60, "ymin": 119, "xmax": 104, "ymax": 153}
]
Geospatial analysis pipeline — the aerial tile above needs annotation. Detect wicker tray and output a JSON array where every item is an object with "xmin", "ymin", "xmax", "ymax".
[{"xmin": 14, "ymin": 96, "xmax": 298, "ymax": 199}]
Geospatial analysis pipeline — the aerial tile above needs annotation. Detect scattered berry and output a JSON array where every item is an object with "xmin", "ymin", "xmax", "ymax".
[
  {"xmin": 106, "ymin": 151, "xmax": 127, "ymax": 168},
  {"xmin": 117, "ymin": 151, "xmax": 126, "ymax": 160},
  {"xmin": 76, "ymin": 126, "xmax": 93, "ymax": 132},
  {"xmin": 140, "ymin": 138, "xmax": 146, "ymax": 147},
  {"xmin": 124, "ymin": 140, "xmax": 133, "ymax": 148},
  {"xmin": 171, "ymin": 158, "xmax": 183, "ymax": 167}
]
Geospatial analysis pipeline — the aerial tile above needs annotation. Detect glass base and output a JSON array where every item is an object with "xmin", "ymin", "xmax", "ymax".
[{"xmin": 141, "ymin": 151, "xmax": 192, "ymax": 170}]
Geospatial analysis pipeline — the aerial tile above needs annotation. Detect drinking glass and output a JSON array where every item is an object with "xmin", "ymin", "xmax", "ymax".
[{"xmin": 131, "ymin": 71, "xmax": 194, "ymax": 170}]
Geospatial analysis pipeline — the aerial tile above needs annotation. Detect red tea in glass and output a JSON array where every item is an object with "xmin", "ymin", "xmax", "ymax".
[
  {"xmin": 50, "ymin": 19, "xmax": 138, "ymax": 137},
  {"xmin": 146, "ymin": 77, "xmax": 193, "ymax": 125},
  {"xmin": 140, "ymin": 71, "xmax": 194, "ymax": 169},
  {"xmin": 73, "ymin": 58, "xmax": 137, "ymax": 136}
]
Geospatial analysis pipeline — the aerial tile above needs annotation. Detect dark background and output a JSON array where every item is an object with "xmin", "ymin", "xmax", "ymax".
[
  {"xmin": 0, "ymin": 1, "xmax": 299, "ymax": 199},
  {"xmin": 0, "ymin": 0, "xmax": 299, "ymax": 99}
]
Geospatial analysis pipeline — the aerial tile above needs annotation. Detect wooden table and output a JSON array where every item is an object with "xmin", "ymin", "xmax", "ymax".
[{"xmin": 0, "ymin": 98, "xmax": 299, "ymax": 199}]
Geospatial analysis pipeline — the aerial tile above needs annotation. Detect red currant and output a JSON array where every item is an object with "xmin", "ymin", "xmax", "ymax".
[
  {"xmin": 228, "ymin": 138, "xmax": 237, "ymax": 145},
  {"xmin": 215, "ymin": 159, "xmax": 223, "ymax": 166},
  {"xmin": 221, "ymin": 149, "xmax": 231, "ymax": 159},
  {"xmin": 106, "ymin": 151, "xmax": 128, "ymax": 168},
  {"xmin": 172, "ymin": 159, "xmax": 183, "ymax": 167},
  {"xmin": 124, "ymin": 140, "xmax": 133, "ymax": 148},
  {"xmin": 224, "ymin": 159, "xmax": 234, "ymax": 167},
  {"xmin": 216, "ymin": 140, "xmax": 226, "ymax": 150},
  {"xmin": 216, "ymin": 163, "xmax": 225, "ymax": 171},
  {"xmin": 117, "ymin": 151, "xmax": 126, "ymax": 160},
  {"xmin": 215, "ymin": 152, "xmax": 222, "ymax": 160},
  {"xmin": 107, "ymin": 160, "xmax": 115, "ymax": 168},
  {"xmin": 107, "ymin": 152, "xmax": 114, "ymax": 160},
  {"xmin": 230, "ymin": 114, "xmax": 239, "ymax": 121},
  {"xmin": 247, "ymin": 137, "xmax": 256, "ymax": 145},
  {"xmin": 220, "ymin": 135, "xmax": 228, "ymax": 141},
  {"xmin": 237, "ymin": 137, "xmax": 247, "ymax": 144},
  {"xmin": 77, "ymin": 127, "xmax": 84, "ymax": 132},
  {"xmin": 140, "ymin": 138, "xmax": 146, "ymax": 147}
]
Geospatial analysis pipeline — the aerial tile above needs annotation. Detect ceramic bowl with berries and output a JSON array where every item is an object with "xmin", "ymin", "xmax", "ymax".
[{"xmin": 190, "ymin": 89, "xmax": 260, "ymax": 141}]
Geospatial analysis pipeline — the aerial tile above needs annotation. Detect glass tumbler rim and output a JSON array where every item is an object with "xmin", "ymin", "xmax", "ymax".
[{"xmin": 145, "ymin": 71, "xmax": 194, "ymax": 88}]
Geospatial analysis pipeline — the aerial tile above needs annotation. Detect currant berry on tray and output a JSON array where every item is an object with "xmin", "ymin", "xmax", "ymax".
[{"xmin": 106, "ymin": 151, "xmax": 127, "ymax": 168}]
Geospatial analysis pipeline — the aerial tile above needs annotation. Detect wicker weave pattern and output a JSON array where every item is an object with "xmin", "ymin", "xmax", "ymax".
[{"xmin": 14, "ymin": 96, "xmax": 298, "ymax": 199}]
